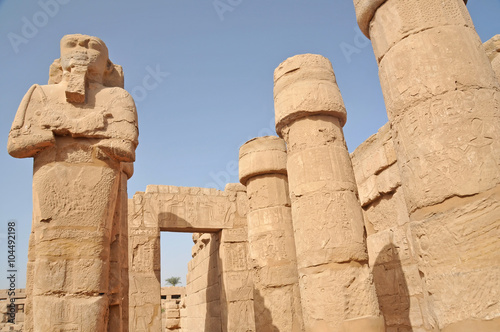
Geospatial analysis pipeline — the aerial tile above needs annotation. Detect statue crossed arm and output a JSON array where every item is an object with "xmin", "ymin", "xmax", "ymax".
[{"xmin": 8, "ymin": 83, "xmax": 138, "ymax": 162}]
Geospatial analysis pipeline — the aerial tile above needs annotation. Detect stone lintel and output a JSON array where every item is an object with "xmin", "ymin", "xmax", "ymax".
[{"xmin": 140, "ymin": 185, "xmax": 236, "ymax": 232}]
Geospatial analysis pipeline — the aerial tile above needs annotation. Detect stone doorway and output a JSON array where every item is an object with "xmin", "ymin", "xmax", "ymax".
[{"xmin": 128, "ymin": 184, "xmax": 255, "ymax": 332}]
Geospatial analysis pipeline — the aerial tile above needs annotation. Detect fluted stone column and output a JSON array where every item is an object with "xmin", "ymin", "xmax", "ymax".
[
  {"xmin": 239, "ymin": 136, "xmax": 304, "ymax": 332},
  {"xmin": 274, "ymin": 54, "xmax": 384, "ymax": 332},
  {"xmin": 353, "ymin": 1, "xmax": 500, "ymax": 330}
]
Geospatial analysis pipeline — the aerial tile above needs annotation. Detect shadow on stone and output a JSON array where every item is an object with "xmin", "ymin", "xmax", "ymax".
[
  {"xmin": 372, "ymin": 242, "xmax": 413, "ymax": 331},
  {"xmin": 253, "ymin": 288, "xmax": 279, "ymax": 332}
]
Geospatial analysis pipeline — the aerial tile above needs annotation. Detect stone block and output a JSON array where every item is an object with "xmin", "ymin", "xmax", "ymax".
[{"xmin": 363, "ymin": 188, "xmax": 410, "ymax": 235}]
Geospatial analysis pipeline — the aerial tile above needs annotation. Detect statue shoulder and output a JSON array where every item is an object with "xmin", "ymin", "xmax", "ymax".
[
  {"xmin": 98, "ymin": 86, "xmax": 138, "ymax": 126},
  {"xmin": 11, "ymin": 84, "xmax": 47, "ymax": 130},
  {"xmin": 99, "ymin": 86, "xmax": 136, "ymax": 108},
  {"xmin": 8, "ymin": 84, "xmax": 55, "ymax": 159}
]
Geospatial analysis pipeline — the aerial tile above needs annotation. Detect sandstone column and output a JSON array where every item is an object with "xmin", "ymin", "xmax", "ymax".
[
  {"xmin": 353, "ymin": 0, "xmax": 500, "ymax": 213},
  {"xmin": 273, "ymin": 54, "xmax": 383, "ymax": 332},
  {"xmin": 353, "ymin": 1, "xmax": 500, "ymax": 330},
  {"xmin": 239, "ymin": 136, "xmax": 304, "ymax": 332}
]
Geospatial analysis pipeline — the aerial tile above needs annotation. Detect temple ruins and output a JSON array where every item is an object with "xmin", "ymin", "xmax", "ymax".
[{"xmin": 5, "ymin": 0, "xmax": 500, "ymax": 331}]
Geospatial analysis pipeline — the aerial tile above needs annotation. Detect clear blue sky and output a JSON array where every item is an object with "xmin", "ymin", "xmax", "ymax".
[{"xmin": 0, "ymin": 0, "xmax": 498, "ymax": 289}]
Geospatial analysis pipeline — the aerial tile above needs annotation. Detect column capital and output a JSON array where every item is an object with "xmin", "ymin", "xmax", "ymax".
[
  {"xmin": 273, "ymin": 54, "xmax": 346, "ymax": 136},
  {"xmin": 239, "ymin": 136, "xmax": 287, "ymax": 185},
  {"xmin": 353, "ymin": 0, "xmax": 469, "ymax": 39},
  {"xmin": 353, "ymin": 0, "xmax": 387, "ymax": 38}
]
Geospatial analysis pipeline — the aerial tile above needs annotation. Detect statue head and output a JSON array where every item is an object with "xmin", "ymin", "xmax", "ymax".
[
  {"xmin": 60, "ymin": 34, "xmax": 110, "ymax": 80},
  {"xmin": 48, "ymin": 34, "xmax": 124, "ymax": 103}
]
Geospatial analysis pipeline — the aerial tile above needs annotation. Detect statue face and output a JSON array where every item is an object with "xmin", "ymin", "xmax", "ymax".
[{"xmin": 60, "ymin": 34, "xmax": 109, "ymax": 75}]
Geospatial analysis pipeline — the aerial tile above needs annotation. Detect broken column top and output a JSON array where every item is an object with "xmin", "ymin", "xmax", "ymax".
[
  {"xmin": 484, "ymin": 34, "xmax": 500, "ymax": 62},
  {"xmin": 273, "ymin": 54, "xmax": 347, "ymax": 135},
  {"xmin": 352, "ymin": 0, "xmax": 386, "ymax": 38},
  {"xmin": 239, "ymin": 136, "xmax": 287, "ymax": 185},
  {"xmin": 353, "ymin": 0, "xmax": 470, "ymax": 39}
]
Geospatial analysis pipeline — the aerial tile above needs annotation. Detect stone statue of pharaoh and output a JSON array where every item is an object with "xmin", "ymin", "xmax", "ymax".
[{"xmin": 8, "ymin": 34, "xmax": 138, "ymax": 331}]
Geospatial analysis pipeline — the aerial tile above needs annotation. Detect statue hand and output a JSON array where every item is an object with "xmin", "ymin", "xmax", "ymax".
[
  {"xmin": 39, "ymin": 111, "xmax": 66, "ymax": 130},
  {"xmin": 74, "ymin": 110, "xmax": 110, "ymax": 135},
  {"xmin": 95, "ymin": 139, "xmax": 135, "ymax": 162}
]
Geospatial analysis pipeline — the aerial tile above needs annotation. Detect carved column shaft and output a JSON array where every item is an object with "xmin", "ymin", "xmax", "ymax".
[
  {"xmin": 239, "ymin": 136, "xmax": 304, "ymax": 332},
  {"xmin": 274, "ymin": 54, "xmax": 384, "ymax": 332},
  {"xmin": 354, "ymin": 0, "xmax": 500, "ymax": 213},
  {"xmin": 354, "ymin": 1, "xmax": 500, "ymax": 330}
]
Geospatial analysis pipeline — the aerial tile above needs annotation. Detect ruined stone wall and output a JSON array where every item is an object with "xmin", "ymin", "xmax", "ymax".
[
  {"xmin": 352, "ymin": 124, "xmax": 429, "ymax": 331},
  {"xmin": 0, "ymin": 289, "xmax": 25, "ymax": 332},
  {"xmin": 184, "ymin": 233, "xmax": 221, "ymax": 332},
  {"xmin": 161, "ymin": 286, "xmax": 186, "ymax": 332},
  {"xmin": 352, "ymin": 115, "xmax": 500, "ymax": 332}
]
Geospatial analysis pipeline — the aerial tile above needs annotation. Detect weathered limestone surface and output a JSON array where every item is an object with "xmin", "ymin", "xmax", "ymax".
[
  {"xmin": 353, "ymin": 0, "xmax": 500, "ymax": 330},
  {"xmin": 239, "ymin": 136, "xmax": 304, "ymax": 332},
  {"xmin": 8, "ymin": 34, "xmax": 138, "ymax": 332},
  {"xmin": 351, "ymin": 124, "xmax": 404, "ymax": 229},
  {"xmin": 274, "ymin": 54, "xmax": 383, "ymax": 332}
]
